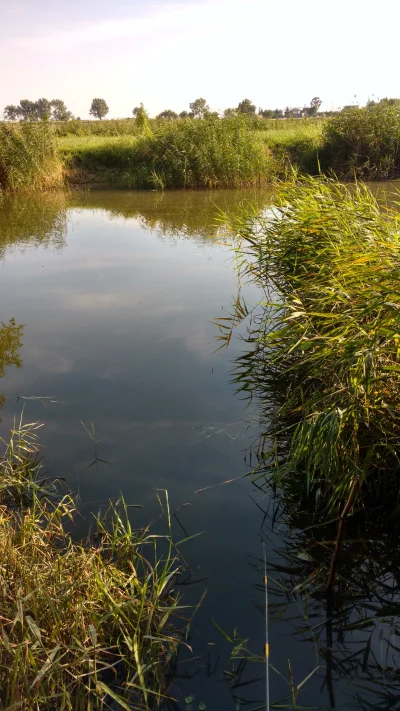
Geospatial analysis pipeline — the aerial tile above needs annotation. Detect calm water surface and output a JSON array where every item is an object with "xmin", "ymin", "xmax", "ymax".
[{"xmin": 1, "ymin": 186, "xmax": 399, "ymax": 710}]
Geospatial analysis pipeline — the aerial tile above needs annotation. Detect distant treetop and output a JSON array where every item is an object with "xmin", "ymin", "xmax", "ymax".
[
  {"xmin": 89, "ymin": 98, "xmax": 109, "ymax": 120},
  {"xmin": 237, "ymin": 98, "xmax": 256, "ymax": 114},
  {"xmin": 189, "ymin": 97, "xmax": 210, "ymax": 119},
  {"xmin": 3, "ymin": 98, "xmax": 74, "ymax": 121}
]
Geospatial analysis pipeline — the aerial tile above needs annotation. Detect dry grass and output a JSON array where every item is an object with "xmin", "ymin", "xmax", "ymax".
[{"xmin": 0, "ymin": 419, "xmax": 185, "ymax": 710}]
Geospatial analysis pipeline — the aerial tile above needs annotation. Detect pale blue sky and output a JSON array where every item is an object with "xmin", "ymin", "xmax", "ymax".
[{"xmin": 1, "ymin": 0, "xmax": 399, "ymax": 118}]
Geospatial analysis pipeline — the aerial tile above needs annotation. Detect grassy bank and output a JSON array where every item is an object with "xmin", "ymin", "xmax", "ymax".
[
  {"xmin": 62, "ymin": 117, "xmax": 273, "ymax": 189},
  {"xmin": 218, "ymin": 177, "xmax": 400, "ymax": 513},
  {"xmin": 0, "ymin": 419, "xmax": 184, "ymax": 709},
  {"xmin": 2, "ymin": 105, "xmax": 400, "ymax": 192}
]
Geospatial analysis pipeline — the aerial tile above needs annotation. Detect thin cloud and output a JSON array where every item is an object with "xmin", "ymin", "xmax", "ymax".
[{"xmin": 12, "ymin": 0, "xmax": 232, "ymax": 51}]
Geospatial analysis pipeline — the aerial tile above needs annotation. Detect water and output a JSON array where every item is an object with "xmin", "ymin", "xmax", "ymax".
[{"xmin": 1, "ymin": 186, "xmax": 399, "ymax": 710}]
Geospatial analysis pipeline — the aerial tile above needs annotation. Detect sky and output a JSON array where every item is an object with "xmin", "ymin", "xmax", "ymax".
[{"xmin": 1, "ymin": 0, "xmax": 399, "ymax": 119}]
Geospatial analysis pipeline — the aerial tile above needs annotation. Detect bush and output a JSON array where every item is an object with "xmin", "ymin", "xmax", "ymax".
[{"xmin": 321, "ymin": 104, "xmax": 400, "ymax": 178}]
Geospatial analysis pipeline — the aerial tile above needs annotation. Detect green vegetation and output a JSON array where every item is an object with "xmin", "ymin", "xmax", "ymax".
[
  {"xmin": 90, "ymin": 98, "xmax": 110, "ymax": 121},
  {"xmin": 321, "ymin": 102, "xmax": 400, "ymax": 179},
  {"xmin": 53, "ymin": 119, "xmax": 140, "ymax": 137},
  {"xmin": 4, "ymin": 98, "xmax": 73, "ymax": 122},
  {"xmin": 62, "ymin": 117, "xmax": 272, "ymax": 189},
  {"xmin": 2, "ymin": 101, "xmax": 400, "ymax": 191},
  {"xmin": 0, "ymin": 419, "xmax": 185, "ymax": 709},
  {"xmin": 0, "ymin": 123, "xmax": 63, "ymax": 192},
  {"xmin": 217, "ymin": 177, "xmax": 400, "ymax": 514}
]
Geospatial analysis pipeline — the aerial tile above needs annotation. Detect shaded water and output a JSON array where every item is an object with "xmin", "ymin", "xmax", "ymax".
[{"xmin": 0, "ymin": 186, "xmax": 399, "ymax": 710}]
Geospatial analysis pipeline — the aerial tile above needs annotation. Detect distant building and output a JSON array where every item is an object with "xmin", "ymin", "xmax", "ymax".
[{"xmin": 284, "ymin": 107, "xmax": 308, "ymax": 118}]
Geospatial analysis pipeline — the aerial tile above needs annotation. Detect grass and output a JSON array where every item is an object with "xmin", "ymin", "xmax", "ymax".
[
  {"xmin": 3, "ymin": 108, "xmax": 400, "ymax": 191},
  {"xmin": 61, "ymin": 117, "xmax": 273, "ymax": 189},
  {"xmin": 0, "ymin": 123, "xmax": 63, "ymax": 192},
  {"xmin": 53, "ymin": 118, "xmax": 141, "ymax": 138},
  {"xmin": 0, "ymin": 418, "xmax": 186, "ymax": 709},
  {"xmin": 216, "ymin": 176, "xmax": 400, "ymax": 514}
]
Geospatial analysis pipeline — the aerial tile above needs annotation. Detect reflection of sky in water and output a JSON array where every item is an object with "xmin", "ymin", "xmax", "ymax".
[{"xmin": 1, "ymin": 189, "xmax": 396, "ymax": 710}]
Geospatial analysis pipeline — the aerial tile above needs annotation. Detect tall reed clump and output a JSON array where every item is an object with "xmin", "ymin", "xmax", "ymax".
[
  {"xmin": 217, "ymin": 177, "xmax": 400, "ymax": 513},
  {"xmin": 64, "ymin": 117, "xmax": 273, "ymax": 189},
  {"xmin": 321, "ymin": 103, "xmax": 400, "ymax": 179},
  {"xmin": 0, "ymin": 419, "xmax": 184, "ymax": 709},
  {"xmin": 0, "ymin": 123, "xmax": 63, "ymax": 192}
]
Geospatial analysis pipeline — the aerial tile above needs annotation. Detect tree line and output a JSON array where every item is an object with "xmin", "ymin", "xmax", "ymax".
[{"xmin": 3, "ymin": 96, "xmax": 324, "ymax": 122}]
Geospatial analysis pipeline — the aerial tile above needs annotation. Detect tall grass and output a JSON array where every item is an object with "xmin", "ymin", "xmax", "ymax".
[
  {"xmin": 0, "ymin": 123, "xmax": 63, "ymax": 192},
  {"xmin": 0, "ymin": 419, "xmax": 185, "ymax": 709},
  {"xmin": 53, "ymin": 118, "xmax": 141, "ymax": 138},
  {"xmin": 217, "ymin": 177, "xmax": 400, "ymax": 513},
  {"xmin": 321, "ymin": 103, "xmax": 400, "ymax": 179},
  {"xmin": 62, "ymin": 117, "xmax": 273, "ymax": 189}
]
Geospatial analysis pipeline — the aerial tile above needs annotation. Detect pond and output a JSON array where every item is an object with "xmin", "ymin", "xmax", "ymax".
[{"xmin": 1, "ymin": 186, "xmax": 400, "ymax": 710}]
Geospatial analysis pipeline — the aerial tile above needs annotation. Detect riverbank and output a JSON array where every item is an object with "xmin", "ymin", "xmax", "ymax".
[
  {"xmin": 0, "ymin": 419, "xmax": 184, "ymax": 709},
  {"xmin": 1, "ymin": 103, "xmax": 400, "ymax": 192}
]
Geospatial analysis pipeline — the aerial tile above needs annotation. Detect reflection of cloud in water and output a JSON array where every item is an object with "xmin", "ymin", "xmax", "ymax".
[{"xmin": 24, "ymin": 347, "xmax": 74, "ymax": 374}]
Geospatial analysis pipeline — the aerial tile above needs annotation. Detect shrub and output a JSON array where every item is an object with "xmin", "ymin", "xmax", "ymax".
[{"xmin": 321, "ymin": 104, "xmax": 400, "ymax": 178}]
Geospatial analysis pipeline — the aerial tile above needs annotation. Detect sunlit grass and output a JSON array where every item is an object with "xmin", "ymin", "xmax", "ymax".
[
  {"xmin": 217, "ymin": 177, "xmax": 400, "ymax": 513},
  {"xmin": 0, "ymin": 123, "xmax": 63, "ymax": 192}
]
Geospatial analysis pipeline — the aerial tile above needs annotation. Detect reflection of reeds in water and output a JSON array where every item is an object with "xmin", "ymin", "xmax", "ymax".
[
  {"xmin": 257, "ymin": 478, "xmax": 400, "ymax": 710},
  {"xmin": 68, "ymin": 187, "xmax": 272, "ymax": 242},
  {"xmin": 0, "ymin": 190, "xmax": 67, "ymax": 256},
  {"xmin": 0, "ymin": 318, "xmax": 24, "ymax": 418}
]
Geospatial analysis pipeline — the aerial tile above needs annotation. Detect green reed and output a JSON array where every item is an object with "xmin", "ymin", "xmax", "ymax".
[
  {"xmin": 0, "ymin": 123, "xmax": 63, "ymax": 192},
  {"xmin": 321, "ymin": 103, "xmax": 400, "ymax": 179},
  {"xmin": 61, "ymin": 117, "xmax": 274, "ymax": 189},
  {"xmin": 216, "ymin": 177, "xmax": 400, "ymax": 513},
  {"xmin": 0, "ymin": 418, "xmax": 184, "ymax": 709}
]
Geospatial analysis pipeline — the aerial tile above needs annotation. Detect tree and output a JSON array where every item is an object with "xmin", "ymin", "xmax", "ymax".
[
  {"xmin": 189, "ymin": 97, "xmax": 210, "ymax": 119},
  {"xmin": 157, "ymin": 109, "xmax": 178, "ymax": 120},
  {"xmin": 224, "ymin": 108, "xmax": 237, "ymax": 118},
  {"xmin": 19, "ymin": 99, "xmax": 40, "ymax": 121},
  {"xmin": 3, "ymin": 105, "xmax": 20, "ymax": 121},
  {"xmin": 179, "ymin": 111, "xmax": 189, "ymax": 119},
  {"xmin": 51, "ymin": 99, "xmax": 73, "ymax": 121},
  {"xmin": 89, "ymin": 98, "xmax": 109, "ymax": 120},
  {"xmin": 307, "ymin": 97, "xmax": 322, "ymax": 116},
  {"xmin": 132, "ymin": 106, "xmax": 141, "ymax": 117},
  {"xmin": 36, "ymin": 98, "xmax": 52, "ymax": 121},
  {"xmin": 258, "ymin": 108, "xmax": 274, "ymax": 119},
  {"xmin": 237, "ymin": 98, "xmax": 256, "ymax": 114},
  {"xmin": 134, "ymin": 104, "xmax": 150, "ymax": 133}
]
